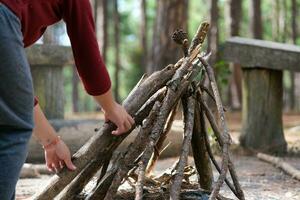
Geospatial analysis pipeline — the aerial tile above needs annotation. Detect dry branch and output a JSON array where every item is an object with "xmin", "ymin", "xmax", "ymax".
[
  {"xmin": 200, "ymin": 98, "xmax": 244, "ymax": 200},
  {"xmin": 257, "ymin": 153, "xmax": 300, "ymax": 181},
  {"xmin": 192, "ymin": 99, "xmax": 213, "ymax": 191},
  {"xmin": 135, "ymin": 161, "xmax": 146, "ymax": 200},
  {"xmin": 103, "ymin": 102, "xmax": 162, "ymax": 199},
  {"xmin": 199, "ymin": 58, "xmax": 230, "ymax": 200},
  {"xmin": 145, "ymin": 103, "xmax": 178, "ymax": 175},
  {"xmin": 169, "ymin": 94, "xmax": 195, "ymax": 200}
]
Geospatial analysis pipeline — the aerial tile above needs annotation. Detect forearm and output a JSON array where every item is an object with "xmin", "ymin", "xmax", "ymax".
[
  {"xmin": 93, "ymin": 87, "xmax": 117, "ymax": 112},
  {"xmin": 33, "ymin": 104, "xmax": 58, "ymax": 146}
]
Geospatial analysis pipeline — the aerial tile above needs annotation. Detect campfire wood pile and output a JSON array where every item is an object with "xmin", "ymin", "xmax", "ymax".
[{"xmin": 33, "ymin": 22, "xmax": 245, "ymax": 200}]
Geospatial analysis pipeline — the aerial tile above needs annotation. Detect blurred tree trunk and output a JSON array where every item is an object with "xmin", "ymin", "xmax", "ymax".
[
  {"xmin": 281, "ymin": 0, "xmax": 288, "ymax": 42},
  {"xmin": 147, "ymin": 0, "xmax": 188, "ymax": 74},
  {"xmin": 113, "ymin": 0, "xmax": 120, "ymax": 102},
  {"xmin": 291, "ymin": 0, "xmax": 298, "ymax": 111},
  {"xmin": 140, "ymin": 0, "xmax": 148, "ymax": 73},
  {"xmin": 94, "ymin": 0, "xmax": 108, "ymax": 63},
  {"xmin": 72, "ymin": 69, "xmax": 79, "ymax": 113},
  {"xmin": 249, "ymin": 0, "xmax": 262, "ymax": 39},
  {"xmin": 207, "ymin": 0, "xmax": 219, "ymax": 66},
  {"xmin": 272, "ymin": 0, "xmax": 279, "ymax": 41},
  {"xmin": 228, "ymin": 0, "xmax": 242, "ymax": 109}
]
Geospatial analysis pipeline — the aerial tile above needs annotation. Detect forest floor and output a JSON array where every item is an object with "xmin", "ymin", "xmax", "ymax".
[{"xmin": 16, "ymin": 112, "xmax": 300, "ymax": 200}]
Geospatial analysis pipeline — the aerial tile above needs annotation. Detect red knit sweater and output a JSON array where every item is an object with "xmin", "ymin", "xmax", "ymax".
[{"xmin": 0, "ymin": 0, "xmax": 111, "ymax": 99}]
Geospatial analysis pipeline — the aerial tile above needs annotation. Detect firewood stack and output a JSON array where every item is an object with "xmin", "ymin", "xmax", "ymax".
[{"xmin": 33, "ymin": 22, "xmax": 245, "ymax": 200}]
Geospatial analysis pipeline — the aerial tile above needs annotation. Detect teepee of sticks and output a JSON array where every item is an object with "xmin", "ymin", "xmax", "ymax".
[{"xmin": 33, "ymin": 22, "xmax": 245, "ymax": 200}]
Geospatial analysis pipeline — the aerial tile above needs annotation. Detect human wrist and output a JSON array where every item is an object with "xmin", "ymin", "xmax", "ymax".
[
  {"xmin": 42, "ymin": 135, "xmax": 61, "ymax": 150},
  {"xmin": 93, "ymin": 88, "xmax": 118, "ymax": 113}
]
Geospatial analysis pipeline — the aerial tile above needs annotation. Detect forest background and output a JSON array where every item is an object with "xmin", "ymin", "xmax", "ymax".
[{"xmin": 41, "ymin": 0, "xmax": 300, "ymax": 115}]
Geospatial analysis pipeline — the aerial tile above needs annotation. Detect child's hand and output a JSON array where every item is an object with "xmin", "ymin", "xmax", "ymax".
[
  {"xmin": 104, "ymin": 103, "xmax": 135, "ymax": 135},
  {"xmin": 44, "ymin": 138, "xmax": 76, "ymax": 172}
]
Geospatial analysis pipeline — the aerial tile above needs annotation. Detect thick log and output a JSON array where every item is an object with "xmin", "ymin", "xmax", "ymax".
[
  {"xmin": 33, "ymin": 64, "xmax": 178, "ymax": 200},
  {"xmin": 257, "ymin": 153, "xmax": 300, "ymax": 181}
]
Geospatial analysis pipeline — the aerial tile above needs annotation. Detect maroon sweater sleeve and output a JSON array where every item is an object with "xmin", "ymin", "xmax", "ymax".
[{"xmin": 61, "ymin": 0, "xmax": 111, "ymax": 96}]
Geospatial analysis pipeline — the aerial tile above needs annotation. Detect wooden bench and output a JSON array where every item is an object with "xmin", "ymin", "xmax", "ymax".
[
  {"xmin": 26, "ymin": 45, "xmax": 73, "ymax": 119},
  {"xmin": 224, "ymin": 37, "xmax": 300, "ymax": 153}
]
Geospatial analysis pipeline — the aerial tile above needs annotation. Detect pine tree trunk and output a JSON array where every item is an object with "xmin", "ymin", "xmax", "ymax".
[
  {"xmin": 291, "ymin": 0, "xmax": 298, "ymax": 110},
  {"xmin": 113, "ymin": 0, "xmax": 120, "ymax": 102},
  {"xmin": 228, "ymin": 0, "xmax": 242, "ymax": 109},
  {"xmin": 140, "ymin": 0, "xmax": 148, "ymax": 73},
  {"xmin": 147, "ymin": 0, "xmax": 188, "ymax": 74},
  {"xmin": 207, "ymin": 0, "xmax": 219, "ymax": 65},
  {"xmin": 249, "ymin": 0, "xmax": 263, "ymax": 39},
  {"xmin": 94, "ymin": 0, "xmax": 108, "ymax": 63}
]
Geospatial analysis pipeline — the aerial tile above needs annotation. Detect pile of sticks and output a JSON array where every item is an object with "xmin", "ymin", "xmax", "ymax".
[{"xmin": 33, "ymin": 22, "xmax": 245, "ymax": 200}]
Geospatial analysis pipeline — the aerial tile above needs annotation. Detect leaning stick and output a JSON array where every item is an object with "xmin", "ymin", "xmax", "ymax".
[
  {"xmin": 200, "ymin": 99, "xmax": 245, "ymax": 200},
  {"xmin": 145, "ymin": 103, "xmax": 178, "ymax": 175},
  {"xmin": 103, "ymin": 102, "xmax": 162, "ymax": 199},
  {"xmin": 257, "ymin": 153, "xmax": 300, "ymax": 181},
  {"xmin": 192, "ymin": 98, "xmax": 213, "ymax": 191},
  {"xmin": 199, "ymin": 98, "xmax": 238, "ymax": 197},
  {"xmin": 169, "ymin": 95, "xmax": 195, "ymax": 200}
]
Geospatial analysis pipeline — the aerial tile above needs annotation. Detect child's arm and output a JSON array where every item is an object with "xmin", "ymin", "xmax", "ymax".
[{"xmin": 33, "ymin": 105, "xmax": 76, "ymax": 172}]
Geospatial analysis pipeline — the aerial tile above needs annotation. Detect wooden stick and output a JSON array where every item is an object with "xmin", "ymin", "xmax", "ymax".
[
  {"xmin": 59, "ymin": 158, "xmax": 103, "ymax": 200},
  {"xmin": 200, "ymin": 99, "xmax": 245, "ymax": 200},
  {"xmin": 199, "ymin": 58, "xmax": 232, "ymax": 200},
  {"xmin": 135, "ymin": 161, "xmax": 146, "ymax": 200},
  {"xmin": 103, "ymin": 102, "xmax": 162, "ymax": 200},
  {"xmin": 200, "ymin": 103, "xmax": 239, "ymax": 197},
  {"xmin": 257, "ymin": 153, "xmax": 300, "ymax": 181},
  {"xmin": 188, "ymin": 22, "xmax": 210, "ymax": 55},
  {"xmin": 169, "ymin": 94, "xmax": 195, "ymax": 200},
  {"xmin": 145, "ymin": 103, "xmax": 178, "ymax": 175},
  {"xmin": 192, "ymin": 98, "xmax": 213, "ymax": 191}
]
